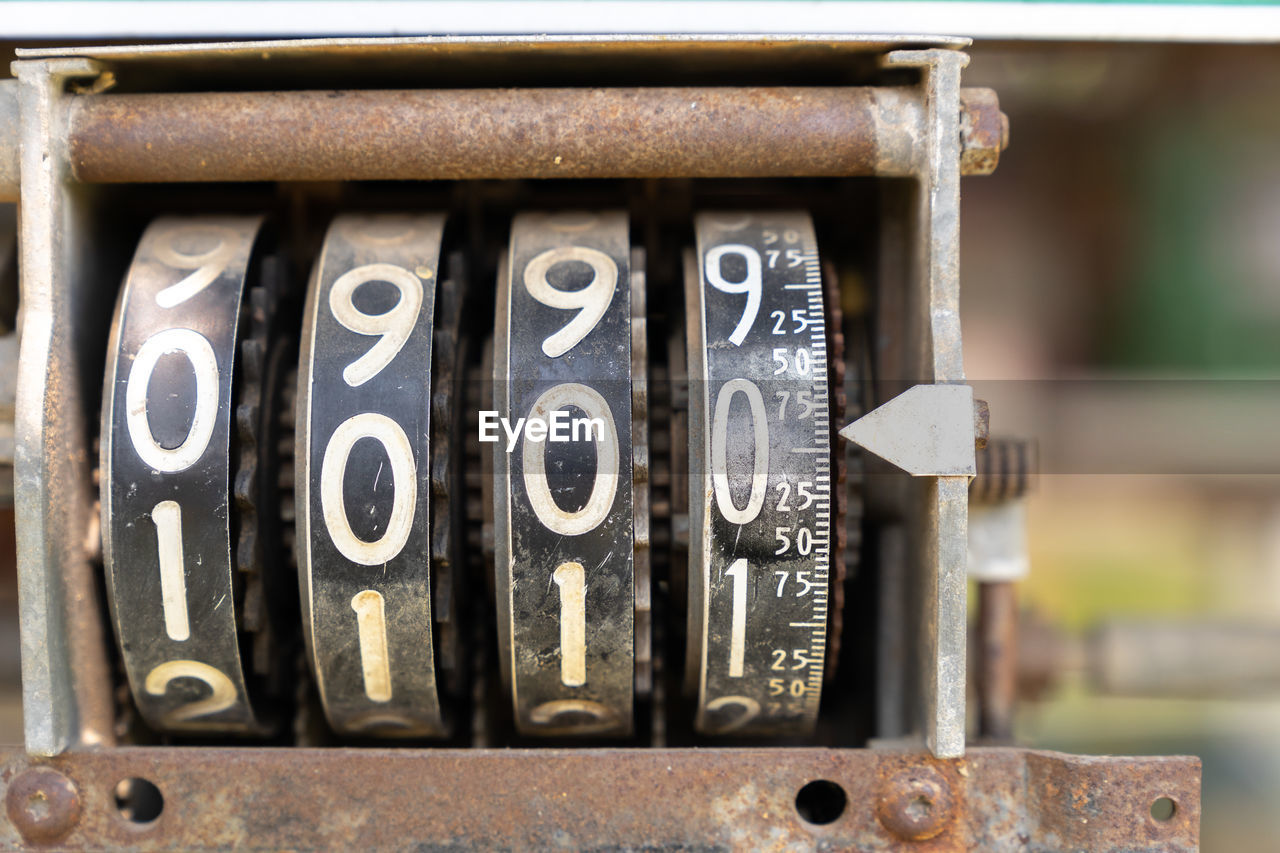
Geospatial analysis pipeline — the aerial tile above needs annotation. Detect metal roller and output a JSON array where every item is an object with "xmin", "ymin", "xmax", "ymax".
[
  {"xmin": 100, "ymin": 216, "xmax": 275, "ymax": 734},
  {"xmin": 296, "ymin": 214, "xmax": 449, "ymax": 736},
  {"xmin": 491, "ymin": 211, "xmax": 642, "ymax": 736},
  {"xmin": 684, "ymin": 211, "xmax": 832, "ymax": 736}
]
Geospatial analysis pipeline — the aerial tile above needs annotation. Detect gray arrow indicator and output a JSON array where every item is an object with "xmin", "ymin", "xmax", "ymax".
[{"xmin": 839, "ymin": 384, "xmax": 978, "ymax": 477}]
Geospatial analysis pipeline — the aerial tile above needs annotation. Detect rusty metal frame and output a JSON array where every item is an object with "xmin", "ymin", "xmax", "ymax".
[
  {"xmin": 14, "ymin": 57, "xmax": 117, "ymax": 759},
  {"xmin": 0, "ymin": 32, "xmax": 1202, "ymax": 851},
  {"xmin": 9, "ymin": 34, "xmax": 992, "ymax": 761},
  {"xmin": 0, "ymin": 746, "xmax": 1200, "ymax": 849}
]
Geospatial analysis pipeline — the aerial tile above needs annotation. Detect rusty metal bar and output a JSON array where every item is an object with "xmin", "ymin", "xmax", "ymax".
[
  {"xmin": 65, "ymin": 87, "xmax": 1003, "ymax": 183},
  {"xmin": 0, "ymin": 746, "xmax": 1198, "ymax": 849}
]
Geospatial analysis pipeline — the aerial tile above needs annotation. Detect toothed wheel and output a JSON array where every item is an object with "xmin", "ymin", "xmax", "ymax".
[
  {"xmin": 430, "ymin": 252, "xmax": 469, "ymax": 702},
  {"xmin": 821, "ymin": 258, "xmax": 852, "ymax": 684},
  {"xmin": 234, "ymin": 262, "xmax": 298, "ymax": 697}
]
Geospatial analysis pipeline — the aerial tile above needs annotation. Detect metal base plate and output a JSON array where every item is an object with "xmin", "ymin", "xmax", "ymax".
[{"xmin": 0, "ymin": 746, "xmax": 1199, "ymax": 850}]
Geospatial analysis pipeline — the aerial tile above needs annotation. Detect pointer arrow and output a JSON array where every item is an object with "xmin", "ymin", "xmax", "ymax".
[{"xmin": 838, "ymin": 384, "xmax": 978, "ymax": 477}]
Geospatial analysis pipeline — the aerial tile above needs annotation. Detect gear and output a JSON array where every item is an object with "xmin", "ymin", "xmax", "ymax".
[
  {"xmin": 466, "ymin": 339, "xmax": 496, "ymax": 745},
  {"xmin": 822, "ymin": 260, "xmax": 848, "ymax": 683},
  {"xmin": 824, "ymin": 260, "xmax": 867, "ymax": 684},
  {"xmin": 232, "ymin": 253, "xmax": 296, "ymax": 708},
  {"xmin": 430, "ymin": 252, "xmax": 469, "ymax": 702}
]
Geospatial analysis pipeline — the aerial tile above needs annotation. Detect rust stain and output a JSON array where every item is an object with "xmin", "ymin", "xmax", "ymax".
[
  {"xmin": 959, "ymin": 88, "xmax": 1008, "ymax": 176},
  {"xmin": 69, "ymin": 87, "xmax": 888, "ymax": 183},
  {"xmin": 0, "ymin": 747, "xmax": 1199, "ymax": 851},
  {"xmin": 65, "ymin": 85, "xmax": 1004, "ymax": 183}
]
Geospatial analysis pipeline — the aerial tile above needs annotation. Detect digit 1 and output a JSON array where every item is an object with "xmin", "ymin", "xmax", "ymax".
[
  {"xmin": 727, "ymin": 558, "xmax": 747, "ymax": 678},
  {"xmin": 151, "ymin": 500, "xmax": 190, "ymax": 642},
  {"xmin": 553, "ymin": 562, "xmax": 587, "ymax": 687},
  {"xmin": 351, "ymin": 590, "xmax": 393, "ymax": 702}
]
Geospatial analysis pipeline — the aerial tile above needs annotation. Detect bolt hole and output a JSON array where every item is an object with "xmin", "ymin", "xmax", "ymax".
[
  {"xmin": 795, "ymin": 779, "xmax": 847, "ymax": 826},
  {"xmin": 113, "ymin": 778, "xmax": 163, "ymax": 824},
  {"xmin": 1150, "ymin": 796, "xmax": 1176, "ymax": 822}
]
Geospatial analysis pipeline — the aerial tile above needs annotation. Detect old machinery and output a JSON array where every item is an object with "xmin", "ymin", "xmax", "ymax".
[{"xmin": 0, "ymin": 34, "xmax": 1201, "ymax": 851}]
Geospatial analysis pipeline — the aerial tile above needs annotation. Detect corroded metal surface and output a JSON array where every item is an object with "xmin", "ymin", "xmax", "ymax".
[
  {"xmin": 69, "ymin": 87, "xmax": 895, "ymax": 182},
  {"xmin": 0, "ymin": 81, "xmax": 18, "ymax": 202},
  {"xmin": 5, "ymin": 767, "xmax": 81, "ymax": 845},
  {"xmin": 879, "ymin": 48, "xmax": 971, "ymax": 759},
  {"xmin": 13, "ymin": 57, "xmax": 119, "ymax": 757},
  {"xmin": 65, "ymin": 86, "xmax": 1003, "ymax": 184},
  {"xmin": 959, "ymin": 88, "xmax": 1008, "ymax": 177},
  {"xmin": 0, "ymin": 747, "xmax": 1199, "ymax": 850}
]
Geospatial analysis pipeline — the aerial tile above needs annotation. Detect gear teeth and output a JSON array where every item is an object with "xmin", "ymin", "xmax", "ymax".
[
  {"xmin": 242, "ymin": 569, "xmax": 265, "ymax": 632},
  {"xmin": 823, "ymin": 258, "xmax": 862, "ymax": 685},
  {"xmin": 233, "ymin": 254, "xmax": 291, "ymax": 684},
  {"xmin": 431, "ymin": 251, "xmax": 467, "ymax": 701},
  {"xmin": 276, "ymin": 369, "xmax": 298, "ymax": 569}
]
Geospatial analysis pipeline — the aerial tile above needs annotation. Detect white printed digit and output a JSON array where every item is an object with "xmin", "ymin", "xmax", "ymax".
[
  {"xmin": 524, "ymin": 246, "xmax": 617, "ymax": 358},
  {"xmin": 152, "ymin": 224, "xmax": 238, "ymax": 308},
  {"xmin": 145, "ymin": 660, "xmax": 237, "ymax": 723},
  {"xmin": 125, "ymin": 327, "xmax": 220, "ymax": 473},
  {"xmin": 351, "ymin": 590, "xmax": 393, "ymax": 702},
  {"xmin": 553, "ymin": 562, "xmax": 587, "ymax": 687},
  {"xmin": 703, "ymin": 695, "xmax": 761, "ymax": 733},
  {"xmin": 711, "ymin": 379, "xmax": 769, "ymax": 525},
  {"xmin": 329, "ymin": 262, "xmax": 424, "ymax": 387},
  {"xmin": 727, "ymin": 558, "xmax": 748, "ymax": 678},
  {"xmin": 151, "ymin": 500, "xmax": 190, "ymax": 642},
  {"xmin": 705, "ymin": 244, "xmax": 762, "ymax": 346},
  {"xmin": 528, "ymin": 699, "xmax": 619, "ymax": 734},
  {"xmin": 522, "ymin": 383, "xmax": 619, "ymax": 536},
  {"xmin": 320, "ymin": 412, "xmax": 416, "ymax": 566}
]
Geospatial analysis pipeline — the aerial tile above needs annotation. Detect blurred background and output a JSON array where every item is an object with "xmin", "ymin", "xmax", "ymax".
[
  {"xmin": 963, "ymin": 42, "xmax": 1280, "ymax": 850},
  {"xmin": 1, "ymin": 35, "xmax": 1278, "ymax": 850}
]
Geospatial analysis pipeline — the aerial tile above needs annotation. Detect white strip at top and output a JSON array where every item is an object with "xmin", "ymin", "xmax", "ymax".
[{"xmin": 6, "ymin": 1, "xmax": 1280, "ymax": 44}]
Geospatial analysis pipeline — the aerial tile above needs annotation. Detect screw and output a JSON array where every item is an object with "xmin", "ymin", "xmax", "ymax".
[
  {"xmin": 877, "ymin": 767, "xmax": 954, "ymax": 841},
  {"xmin": 6, "ymin": 767, "xmax": 82, "ymax": 844}
]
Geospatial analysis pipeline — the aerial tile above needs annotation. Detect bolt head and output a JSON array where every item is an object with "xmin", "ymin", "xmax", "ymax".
[
  {"xmin": 974, "ymin": 398, "xmax": 990, "ymax": 450},
  {"xmin": 6, "ymin": 767, "xmax": 81, "ymax": 844},
  {"xmin": 959, "ymin": 89, "xmax": 1008, "ymax": 176},
  {"xmin": 877, "ymin": 766, "xmax": 954, "ymax": 841}
]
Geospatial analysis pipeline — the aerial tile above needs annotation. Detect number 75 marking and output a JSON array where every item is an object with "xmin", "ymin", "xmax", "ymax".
[{"xmin": 774, "ymin": 570, "xmax": 815, "ymax": 597}]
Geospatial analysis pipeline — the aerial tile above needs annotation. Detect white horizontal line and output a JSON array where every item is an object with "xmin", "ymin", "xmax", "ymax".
[{"xmin": 8, "ymin": 3, "xmax": 1280, "ymax": 44}]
